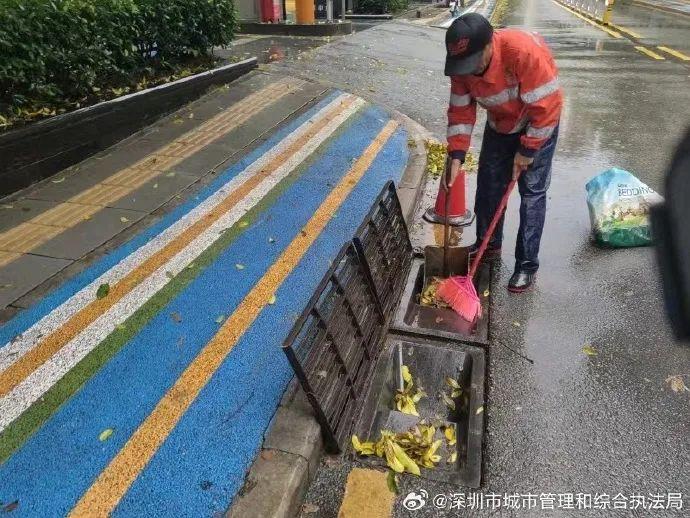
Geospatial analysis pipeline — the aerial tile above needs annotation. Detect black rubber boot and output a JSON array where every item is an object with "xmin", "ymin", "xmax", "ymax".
[{"xmin": 508, "ymin": 271, "xmax": 536, "ymax": 293}]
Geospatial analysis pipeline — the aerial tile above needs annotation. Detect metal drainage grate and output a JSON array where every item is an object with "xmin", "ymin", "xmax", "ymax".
[
  {"xmin": 353, "ymin": 180, "xmax": 413, "ymax": 317},
  {"xmin": 282, "ymin": 242, "xmax": 386, "ymax": 452}
]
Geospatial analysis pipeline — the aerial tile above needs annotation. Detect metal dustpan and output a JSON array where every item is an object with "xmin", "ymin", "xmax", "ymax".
[{"xmin": 422, "ymin": 245, "xmax": 471, "ymax": 291}]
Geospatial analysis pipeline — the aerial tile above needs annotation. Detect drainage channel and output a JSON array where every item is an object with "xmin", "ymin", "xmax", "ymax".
[{"xmin": 282, "ymin": 181, "xmax": 490, "ymax": 489}]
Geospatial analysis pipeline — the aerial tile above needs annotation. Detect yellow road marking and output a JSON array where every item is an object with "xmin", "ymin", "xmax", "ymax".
[
  {"xmin": 69, "ymin": 120, "xmax": 399, "ymax": 517},
  {"xmin": 338, "ymin": 468, "xmax": 395, "ymax": 518},
  {"xmin": 0, "ymin": 97, "xmax": 358, "ymax": 398},
  {"xmin": 657, "ymin": 46, "xmax": 690, "ymax": 61},
  {"xmin": 609, "ymin": 23, "xmax": 642, "ymax": 39},
  {"xmin": 0, "ymin": 79, "xmax": 303, "ymax": 268},
  {"xmin": 635, "ymin": 46, "xmax": 666, "ymax": 60},
  {"xmin": 552, "ymin": 1, "xmax": 622, "ymax": 38}
]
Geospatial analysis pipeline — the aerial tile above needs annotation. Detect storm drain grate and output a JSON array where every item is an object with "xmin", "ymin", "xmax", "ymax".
[
  {"xmin": 282, "ymin": 242, "xmax": 387, "ymax": 452},
  {"xmin": 353, "ymin": 180, "xmax": 413, "ymax": 317}
]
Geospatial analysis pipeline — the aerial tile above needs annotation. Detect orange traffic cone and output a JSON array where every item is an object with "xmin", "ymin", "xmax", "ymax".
[{"xmin": 423, "ymin": 168, "xmax": 474, "ymax": 226}]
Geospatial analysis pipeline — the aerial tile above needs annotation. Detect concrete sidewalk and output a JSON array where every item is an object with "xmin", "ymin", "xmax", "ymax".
[{"xmin": 0, "ymin": 72, "xmax": 327, "ymax": 320}]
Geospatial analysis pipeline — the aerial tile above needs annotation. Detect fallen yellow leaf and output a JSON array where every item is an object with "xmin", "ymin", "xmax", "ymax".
[
  {"xmin": 99, "ymin": 428, "xmax": 114, "ymax": 441},
  {"xmin": 442, "ymin": 392, "xmax": 456, "ymax": 411},
  {"xmin": 582, "ymin": 344, "xmax": 598, "ymax": 356}
]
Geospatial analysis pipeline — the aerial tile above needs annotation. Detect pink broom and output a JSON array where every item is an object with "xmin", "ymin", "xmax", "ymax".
[{"xmin": 437, "ymin": 173, "xmax": 521, "ymax": 323}]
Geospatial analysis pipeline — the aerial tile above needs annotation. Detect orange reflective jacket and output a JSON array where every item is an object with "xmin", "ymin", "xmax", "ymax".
[{"xmin": 447, "ymin": 28, "xmax": 563, "ymax": 160}]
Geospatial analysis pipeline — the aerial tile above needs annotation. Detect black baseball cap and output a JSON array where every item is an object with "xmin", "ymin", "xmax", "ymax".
[{"xmin": 444, "ymin": 13, "xmax": 494, "ymax": 76}]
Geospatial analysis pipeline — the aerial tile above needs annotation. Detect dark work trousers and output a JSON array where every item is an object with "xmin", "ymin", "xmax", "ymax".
[{"xmin": 474, "ymin": 123, "xmax": 559, "ymax": 274}]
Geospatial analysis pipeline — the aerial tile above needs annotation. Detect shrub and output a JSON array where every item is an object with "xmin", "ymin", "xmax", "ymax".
[
  {"xmin": 355, "ymin": 0, "xmax": 408, "ymax": 14},
  {"xmin": 0, "ymin": 0, "xmax": 236, "ymax": 117}
]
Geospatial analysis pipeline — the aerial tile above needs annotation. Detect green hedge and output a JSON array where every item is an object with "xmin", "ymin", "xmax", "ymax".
[
  {"xmin": 355, "ymin": 0, "xmax": 408, "ymax": 14},
  {"xmin": 0, "ymin": 0, "xmax": 236, "ymax": 115}
]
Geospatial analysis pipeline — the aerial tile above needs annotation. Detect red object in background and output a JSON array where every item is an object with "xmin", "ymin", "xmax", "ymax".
[
  {"xmin": 423, "ymin": 169, "xmax": 475, "ymax": 226},
  {"xmin": 260, "ymin": 0, "xmax": 282, "ymax": 22}
]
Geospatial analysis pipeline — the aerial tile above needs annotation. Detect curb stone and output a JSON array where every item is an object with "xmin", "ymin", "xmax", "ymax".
[{"xmin": 225, "ymin": 110, "xmax": 431, "ymax": 518}]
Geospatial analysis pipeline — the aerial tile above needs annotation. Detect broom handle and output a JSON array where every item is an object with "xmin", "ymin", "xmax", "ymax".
[{"xmin": 468, "ymin": 174, "xmax": 520, "ymax": 279}]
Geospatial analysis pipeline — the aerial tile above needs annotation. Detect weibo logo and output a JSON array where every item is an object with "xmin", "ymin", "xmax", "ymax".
[{"xmin": 448, "ymin": 38, "xmax": 470, "ymax": 56}]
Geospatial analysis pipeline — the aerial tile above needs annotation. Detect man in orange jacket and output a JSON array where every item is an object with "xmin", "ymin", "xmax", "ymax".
[{"xmin": 444, "ymin": 13, "xmax": 563, "ymax": 292}]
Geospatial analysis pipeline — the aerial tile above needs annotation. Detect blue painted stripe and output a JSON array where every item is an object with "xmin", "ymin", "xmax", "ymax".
[
  {"xmin": 0, "ymin": 91, "xmax": 339, "ymax": 346},
  {"xmin": 0, "ymin": 107, "xmax": 406, "ymax": 517},
  {"xmin": 114, "ymin": 125, "xmax": 408, "ymax": 517}
]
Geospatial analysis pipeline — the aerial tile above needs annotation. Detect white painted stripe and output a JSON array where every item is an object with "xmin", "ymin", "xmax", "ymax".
[
  {"xmin": 0, "ymin": 97, "xmax": 366, "ymax": 432},
  {"xmin": 476, "ymin": 86, "xmax": 519, "ymax": 107},
  {"xmin": 521, "ymin": 77, "xmax": 560, "ymax": 104},
  {"xmin": 450, "ymin": 93, "xmax": 471, "ymax": 107},
  {"xmin": 447, "ymin": 123, "xmax": 474, "ymax": 137},
  {"xmin": 0, "ymin": 90, "xmax": 344, "ymax": 373},
  {"xmin": 526, "ymin": 124, "xmax": 556, "ymax": 139}
]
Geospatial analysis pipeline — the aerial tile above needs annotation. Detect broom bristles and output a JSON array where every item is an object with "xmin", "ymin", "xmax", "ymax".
[{"xmin": 437, "ymin": 276, "xmax": 482, "ymax": 323}]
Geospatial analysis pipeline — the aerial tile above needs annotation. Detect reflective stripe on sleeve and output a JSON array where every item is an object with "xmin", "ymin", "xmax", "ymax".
[
  {"xmin": 447, "ymin": 123, "xmax": 474, "ymax": 137},
  {"xmin": 526, "ymin": 124, "xmax": 556, "ymax": 139},
  {"xmin": 450, "ymin": 93, "xmax": 472, "ymax": 107},
  {"xmin": 521, "ymin": 77, "xmax": 560, "ymax": 104}
]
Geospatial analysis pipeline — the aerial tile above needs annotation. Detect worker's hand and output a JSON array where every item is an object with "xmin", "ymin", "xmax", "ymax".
[
  {"xmin": 445, "ymin": 158, "xmax": 463, "ymax": 188},
  {"xmin": 512, "ymin": 152, "xmax": 533, "ymax": 180}
]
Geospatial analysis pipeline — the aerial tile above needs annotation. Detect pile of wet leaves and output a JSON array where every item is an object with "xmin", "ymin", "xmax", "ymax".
[
  {"xmin": 352, "ymin": 420, "xmax": 457, "ymax": 474},
  {"xmin": 394, "ymin": 365, "xmax": 426, "ymax": 416},
  {"xmin": 424, "ymin": 140, "xmax": 478, "ymax": 178},
  {"xmin": 418, "ymin": 276, "xmax": 450, "ymax": 309},
  {"xmin": 352, "ymin": 367, "xmax": 462, "ymax": 492}
]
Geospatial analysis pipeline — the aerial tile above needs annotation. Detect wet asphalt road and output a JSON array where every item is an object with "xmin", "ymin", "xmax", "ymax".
[
  {"xmin": 272, "ymin": 1, "xmax": 690, "ymax": 516},
  {"xmin": 614, "ymin": 0, "xmax": 690, "ymax": 53}
]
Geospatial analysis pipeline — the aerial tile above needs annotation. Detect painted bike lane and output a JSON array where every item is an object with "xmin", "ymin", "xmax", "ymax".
[{"xmin": 0, "ymin": 92, "xmax": 408, "ymax": 516}]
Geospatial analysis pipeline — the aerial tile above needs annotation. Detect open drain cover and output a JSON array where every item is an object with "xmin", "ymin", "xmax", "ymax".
[
  {"xmin": 283, "ymin": 182, "xmax": 416, "ymax": 452},
  {"xmin": 353, "ymin": 180, "xmax": 413, "ymax": 317},
  {"xmin": 282, "ymin": 242, "xmax": 386, "ymax": 452}
]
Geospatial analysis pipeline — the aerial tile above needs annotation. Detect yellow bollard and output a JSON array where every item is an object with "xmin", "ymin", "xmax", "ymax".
[
  {"xmin": 296, "ymin": 0, "xmax": 315, "ymax": 24},
  {"xmin": 602, "ymin": 0, "xmax": 614, "ymax": 25}
]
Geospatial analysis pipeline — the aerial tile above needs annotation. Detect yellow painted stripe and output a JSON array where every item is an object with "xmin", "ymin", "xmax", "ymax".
[
  {"xmin": 552, "ymin": 1, "xmax": 622, "ymax": 38},
  {"xmin": 609, "ymin": 23, "xmax": 642, "ymax": 39},
  {"xmin": 69, "ymin": 120, "xmax": 398, "ymax": 517},
  {"xmin": 0, "ymin": 97, "xmax": 357, "ymax": 398},
  {"xmin": 597, "ymin": 23, "xmax": 623, "ymax": 39},
  {"xmin": 635, "ymin": 46, "xmax": 666, "ymax": 60},
  {"xmin": 657, "ymin": 46, "xmax": 690, "ymax": 61},
  {"xmin": 0, "ymin": 79, "xmax": 302, "ymax": 257},
  {"xmin": 338, "ymin": 468, "xmax": 395, "ymax": 518},
  {"xmin": 0, "ymin": 224, "xmax": 63, "ymax": 254}
]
